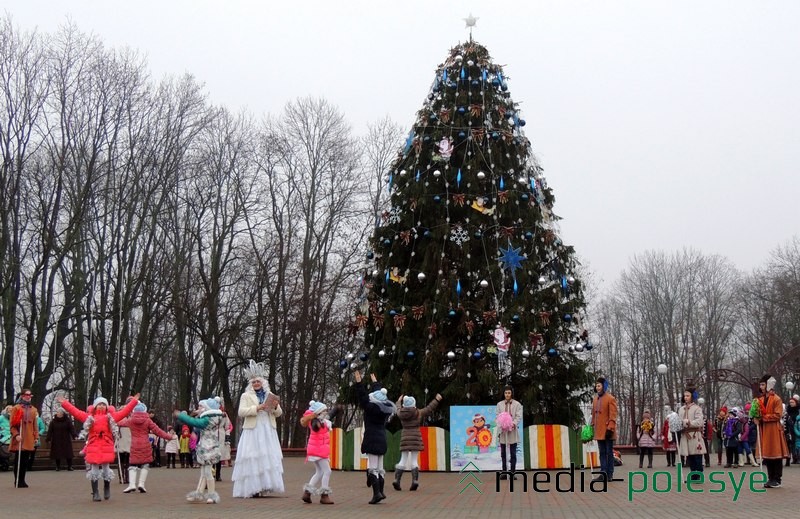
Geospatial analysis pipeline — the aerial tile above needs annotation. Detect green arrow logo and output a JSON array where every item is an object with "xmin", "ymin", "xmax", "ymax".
[{"xmin": 458, "ymin": 462, "xmax": 483, "ymax": 494}]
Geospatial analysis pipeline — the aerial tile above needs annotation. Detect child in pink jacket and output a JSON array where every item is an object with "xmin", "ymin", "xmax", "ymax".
[{"xmin": 300, "ymin": 401, "xmax": 337, "ymax": 505}]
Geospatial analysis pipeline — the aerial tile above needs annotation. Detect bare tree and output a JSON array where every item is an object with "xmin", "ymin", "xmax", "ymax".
[
  {"xmin": 594, "ymin": 249, "xmax": 740, "ymax": 443},
  {"xmin": 0, "ymin": 16, "xmax": 49, "ymax": 404},
  {"xmin": 256, "ymin": 98, "xmax": 366, "ymax": 446},
  {"xmin": 362, "ymin": 116, "xmax": 403, "ymax": 228}
]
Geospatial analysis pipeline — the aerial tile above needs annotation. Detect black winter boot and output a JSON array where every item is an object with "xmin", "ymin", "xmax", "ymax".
[
  {"xmin": 392, "ymin": 469, "xmax": 403, "ymax": 491},
  {"xmin": 410, "ymin": 468, "xmax": 420, "ymax": 491},
  {"xmin": 91, "ymin": 481, "xmax": 101, "ymax": 502},
  {"xmin": 104, "ymin": 480, "xmax": 111, "ymax": 500},
  {"xmin": 378, "ymin": 474, "xmax": 386, "ymax": 500},
  {"xmin": 368, "ymin": 473, "xmax": 382, "ymax": 504}
]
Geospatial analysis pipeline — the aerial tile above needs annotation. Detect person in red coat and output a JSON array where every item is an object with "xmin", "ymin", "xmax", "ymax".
[
  {"xmin": 118, "ymin": 402, "xmax": 175, "ymax": 493},
  {"xmin": 57, "ymin": 393, "xmax": 139, "ymax": 501}
]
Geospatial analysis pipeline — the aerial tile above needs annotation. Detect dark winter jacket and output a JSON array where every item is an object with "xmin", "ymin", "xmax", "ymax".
[
  {"xmin": 46, "ymin": 414, "xmax": 76, "ymax": 460},
  {"xmin": 747, "ymin": 418, "xmax": 758, "ymax": 444},
  {"xmin": 356, "ymin": 382, "xmax": 395, "ymax": 455},
  {"xmin": 397, "ymin": 397, "xmax": 440, "ymax": 452},
  {"xmin": 723, "ymin": 417, "xmax": 742, "ymax": 448}
]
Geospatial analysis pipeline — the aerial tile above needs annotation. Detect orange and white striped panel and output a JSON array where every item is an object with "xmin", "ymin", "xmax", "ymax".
[
  {"xmin": 417, "ymin": 426, "xmax": 447, "ymax": 472},
  {"xmin": 330, "ymin": 428, "xmax": 344, "ymax": 470},
  {"xmin": 351, "ymin": 426, "xmax": 368, "ymax": 471},
  {"xmin": 582, "ymin": 441, "xmax": 599, "ymax": 469},
  {"xmin": 527, "ymin": 424, "xmax": 572, "ymax": 469}
]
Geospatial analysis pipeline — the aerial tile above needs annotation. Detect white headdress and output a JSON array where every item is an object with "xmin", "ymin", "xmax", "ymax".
[{"xmin": 243, "ymin": 359, "xmax": 269, "ymax": 388}]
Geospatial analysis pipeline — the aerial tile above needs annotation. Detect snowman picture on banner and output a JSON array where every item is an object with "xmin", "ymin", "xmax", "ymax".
[{"xmin": 493, "ymin": 325, "xmax": 511, "ymax": 377}]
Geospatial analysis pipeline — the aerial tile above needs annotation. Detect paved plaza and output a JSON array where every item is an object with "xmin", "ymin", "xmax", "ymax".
[{"xmin": 1, "ymin": 457, "xmax": 796, "ymax": 519}]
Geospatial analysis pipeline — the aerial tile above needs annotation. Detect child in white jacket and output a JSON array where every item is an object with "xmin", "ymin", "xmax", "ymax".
[{"xmin": 164, "ymin": 425, "xmax": 179, "ymax": 468}]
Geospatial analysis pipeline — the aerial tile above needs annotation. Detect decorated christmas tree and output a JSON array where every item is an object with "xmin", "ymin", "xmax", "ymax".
[{"xmin": 346, "ymin": 36, "xmax": 593, "ymax": 427}]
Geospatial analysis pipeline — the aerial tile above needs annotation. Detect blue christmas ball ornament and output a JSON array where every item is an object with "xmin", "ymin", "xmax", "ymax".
[
  {"xmin": 429, "ymin": 113, "xmax": 438, "ymax": 121},
  {"xmin": 407, "ymin": 351, "xmax": 415, "ymax": 358},
  {"xmin": 547, "ymin": 348, "xmax": 557, "ymax": 357},
  {"xmin": 512, "ymin": 314, "xmax": 520, "ymax": 322},
  {"xmin": 457, "ymin": 106, "xmax": 466, "ymax": 114},
  {"xmin": 585, "ymin": 342, "xmax": 594, "ymax": 351},
  {"xmin": 448, "ymin": 309, "xmax": 457, "ymax": 318},
  {"xmin": 524, "ymin": 231, "xmax": 533, "ymax": 240},
  {"xmin": 563, "ymin": 313, "xmax": 572, "ymax": 321},
  {"xmin": 359, "ymin": 353, "xmax": 369, "ymax": 362},
  {"xmin": 492, "ymin": 78, "xmax": 500, "ymax": 86},
  {"xmin": 339, "ymin": 359, "xmax": 348, "ymax": 369},
  {"xmin": 474, "ymin": 231, "xmax": 482, "ymax": 239},
  {"xmin": 473, "ymin": 350, "xmax": 482, "ymax": 359},
  {"xmin": 491, "ymin": 131, "xmax": 500, "ymax": 140},
  {"xmin": 471, "ymin": 79, "xmax": 480, "ymax": 87},
  {"xmin": 383, "ymin": 238, "xmax": 391, "ymax": 247},
  {"xmin": 501, "ymin": 83, "xmax": 508, "ymax": 91},
  {"xmin": 519, "ymin": 119, "xmax": 526, "ymax": 126},
  {"xmin": 423, "ymin": 229, "xmax": 431, "ymax": 238},
  {"xmin": 521, "ymin": 193, "xmax": 529, "ymax": 202},
  {"xmin": 458, "ymin": 131, "xmax": 466, "ymax": 139},
  {"xmin": 423, "ymin": 135, "xmax": 431, "ymax": 142},
  {"xmin": 367, "ymin": 251, "xmax": 374, "ymax": 259},
  {"xmin": 389, "ymin": 309, "xmax": 397, "ymax": 316},
  {"xmin": 433, "ymin": 195, "xmax": 441, "ymax": 203}
]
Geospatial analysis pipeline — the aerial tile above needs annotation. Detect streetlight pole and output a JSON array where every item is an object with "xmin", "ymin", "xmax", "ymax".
[{"xmin": 657, "ymin": 363, "xmax": 668, "ymax": 424}]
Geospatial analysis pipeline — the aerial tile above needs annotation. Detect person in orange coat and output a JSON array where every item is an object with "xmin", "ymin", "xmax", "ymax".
[
  {"xmin": 10, "ymin": 388, "xmax": 40, "ymax": 488},
  {"xmin": 756, "ymin": 374, "xmax": 790, "ymax": 488},
  {"xmin": 591, "ymin": 377, "xmax": 618, "ymax": 482}
]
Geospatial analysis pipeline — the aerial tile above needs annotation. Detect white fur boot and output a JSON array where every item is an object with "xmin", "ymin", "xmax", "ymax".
[{"xmin": 123, "ymin": 467, "xmax": 138, "ymax": 493}]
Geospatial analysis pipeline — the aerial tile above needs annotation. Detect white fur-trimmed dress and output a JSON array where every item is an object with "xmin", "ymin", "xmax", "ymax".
[{"xmin": 232, "ymin": 388, "xmax": 284, "ymax": 497}]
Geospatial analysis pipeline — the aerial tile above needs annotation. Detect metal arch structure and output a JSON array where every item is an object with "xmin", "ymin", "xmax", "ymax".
[
  {"xmin": 690, "ymin": 343, "xmax": 800, "ymax": 397},
  {"xmin": 764, "ymin": 343, "xmax": 800, "ymax": 384},
  {"xmin": 691, "ymin": 368, "xmax": 760, "ymax": 398}
]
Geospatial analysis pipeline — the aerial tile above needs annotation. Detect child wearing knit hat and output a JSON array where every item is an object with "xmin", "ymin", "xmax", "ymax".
[
  {"xmin": 300, "ymin": 400, "xmax": 339, "ymax": 505},
  {"xmin": 392, "ymin": 392, "xmax": 442, "ymax": 491},
  {"xmin": 176, "ymin": 397, "xmax": 225, "ymax": 504},
  {"xmin": 354, "ymin": 371, "xmax": 396, "ymax": 504},
  {"xmin": 56, "ymin": 393, "xmax": 140, "ymax": 501},
  {"xmin": 117, "ymin": 401, "xmax": 176, "ymax": 493}
]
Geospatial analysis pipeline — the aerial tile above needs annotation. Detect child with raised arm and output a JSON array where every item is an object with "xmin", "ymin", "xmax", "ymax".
[{"xmin": 57, "ymin": 393, "xmax": 139, "ymax": 501}]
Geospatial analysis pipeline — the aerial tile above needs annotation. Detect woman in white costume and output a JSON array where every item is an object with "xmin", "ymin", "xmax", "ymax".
[{"xmin": 232, "ymin": 360, "xmax": 284, "ymax": 497}]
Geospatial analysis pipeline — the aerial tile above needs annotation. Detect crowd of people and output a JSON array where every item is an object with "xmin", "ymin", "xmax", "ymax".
[
  {"xmin": 2, "ymin": 368, "xmax": 799, "ymax": 504},
  {"xmin": 643, "ymin": 374, "xmax": 800, "ymax": 488}
]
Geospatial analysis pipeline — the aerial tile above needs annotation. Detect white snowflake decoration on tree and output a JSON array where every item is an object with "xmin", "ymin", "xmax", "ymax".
[
  {"xmin": 388, "ymin": 206, "xmax": 402, "ymax": 224},
  {"xmin": 449, "ymin": 225, "xmax": 469, "ymax": 247}
]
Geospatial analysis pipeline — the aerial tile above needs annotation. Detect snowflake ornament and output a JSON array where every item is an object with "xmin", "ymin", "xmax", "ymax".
[
  {"xmin": 388, "ymin": 206, "xmax": 402, "ymax": 224},
  {"xmin": 449, "ymin": 225, "xmax": 470, "ymax": 247}
]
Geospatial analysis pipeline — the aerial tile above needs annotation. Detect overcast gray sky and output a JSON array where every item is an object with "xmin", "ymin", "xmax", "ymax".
[{"xmin": 5, "ymin": 0, "xmax": 799, "ymax": 292}]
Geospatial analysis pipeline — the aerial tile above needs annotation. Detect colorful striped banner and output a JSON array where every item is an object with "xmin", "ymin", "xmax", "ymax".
[
  {"xmin": 351, "ymin": 426, "xmax": 368, "ymax": 471},
  {"xmin": 330, "ymin": 428, "xmax": 343, "ymax": 470},
  {"xmin": 330, "ymin": 426, "xmax": 448, "ymax": 471},
  {"xmin": 527, "ymin": 424, "xmax": 572, "ymax": 469},
  {"xmin": 417, "ymin": 426, "xmax": 448, "ymax": 471},
  {"xmin": 582, "ymin": 441, "xmax": 599, "ymax": 469}
]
